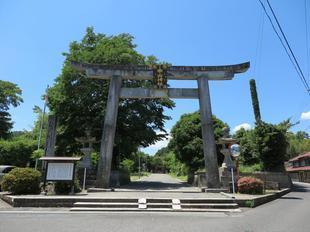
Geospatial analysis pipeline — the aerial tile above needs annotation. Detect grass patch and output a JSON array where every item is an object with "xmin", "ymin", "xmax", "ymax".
[
  {"xmin": 244, "ymin": 200, "xmax": 255, "ymax": 208},
  {"xmin": 239, "ymin": 163, "xmax": 263, "ymax": 173}
]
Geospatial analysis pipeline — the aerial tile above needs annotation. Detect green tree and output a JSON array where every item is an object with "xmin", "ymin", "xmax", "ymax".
[
  {"xmin": 0, "ymin": 80, "xmax": 23, "ymax": 139},
  {"xmin": 254, "ymin": 121, "xmax": 290, "ymax": 171},
  {"xmin": 120, "ymin": 158, "xmax": 135, "ymax": 173},
  {"xmin": 168, "ymin": 112, "xmax": 228, "ymax": 172},
  {"xmin": 47, "ymin": 27, "xmax": 174, "ymax": 160},
  {"xmin": 234, "ymin": 128, "xmax": 260, "ymax": 165},
  {"xmin": 287, "ymin": 131, "xmax": 310, "ymax": 159}
]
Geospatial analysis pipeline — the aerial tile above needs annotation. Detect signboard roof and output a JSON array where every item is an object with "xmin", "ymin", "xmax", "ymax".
[{"xmin": 39, "ymin": 157, "xmax": 82, "ymax": 161}]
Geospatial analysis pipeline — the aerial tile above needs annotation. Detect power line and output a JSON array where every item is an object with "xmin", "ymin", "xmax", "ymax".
[
  {"xmin": 258, "ymin": 0, "xmax": 310, "ymax": 96},
  {"xmin": 266, "ymin": 0, "xmax": 310, "ymax": 93}
]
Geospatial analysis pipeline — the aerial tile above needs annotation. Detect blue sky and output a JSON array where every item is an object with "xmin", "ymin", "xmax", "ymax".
[{"xmin": 1, "ymin": 0, "xmax": 309, "ymax": 155}]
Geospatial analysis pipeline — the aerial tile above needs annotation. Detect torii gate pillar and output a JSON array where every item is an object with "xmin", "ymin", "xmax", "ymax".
[
  {"xmin": 197, "ymin": 77, "xmax": 220, "ymax": 188},
  {"xmin": 96, "ymin": 76, "xmax": 122, "ymax": 188}
]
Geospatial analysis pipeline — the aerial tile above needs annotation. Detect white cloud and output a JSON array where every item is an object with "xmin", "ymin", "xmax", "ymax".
[
  {"xmin": 301, "ymin": 111, "xmax": 310, "ymax": 120},
  {"xmin": 147, "ymin": 135, "xmax": 172, "ymax": 150},
  {"xmin": 233, "ymin": 123, "xmax": 252, "ymax": 133},
  {"xmin": 141, "ymin": 130, "xmax": 171, "ymax": 155}
]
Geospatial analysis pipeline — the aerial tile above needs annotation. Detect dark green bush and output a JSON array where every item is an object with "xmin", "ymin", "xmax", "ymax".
[
  {"xmin": 54, "ymin": 180, "xmax": 81, "ymax": 195},
  {"xmin": 2, "ymin": 168, "xmax": 41, "ymax": 194},
  {"xmin": 238, "ymin": 176, "xmax": 264, "ymax": 195}
]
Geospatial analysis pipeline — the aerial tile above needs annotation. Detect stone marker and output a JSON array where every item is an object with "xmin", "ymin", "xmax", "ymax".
[{"xmin": 44, "ymin": 115, "xmax": 57, "ymax": 157}]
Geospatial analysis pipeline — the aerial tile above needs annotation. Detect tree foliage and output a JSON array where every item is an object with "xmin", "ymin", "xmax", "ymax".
[
  {"xmin": 234, "ymin": 120, "xmax": 292, "ymax": 172},
  {"xmin": 234, "ymin": 128, "xmax": 260, "ymax": 165},
  {"xmin": 0, "ymin": 80, "xmax": 23, "ymax": 139},
  {"xmin": 249, "ymin": 79, "xmax": 261, "ymax": 123},
  {"xmin": 286, "ymin": 131, "xmax": 310, "ymax": 159},
  {"xmin": 168, "ymin": 112, "xmax": 228, "ymax": 172},
  {"xmin": 47, "ymin": 27, "xmax": 174, "ymax": 159},
  {"xmin": 0, "ymin": 138, "xmax": 37, "ymax": 166},
  {"xmin": 254, "ymin": 120, "xmax": 290, "ymax": 171}
]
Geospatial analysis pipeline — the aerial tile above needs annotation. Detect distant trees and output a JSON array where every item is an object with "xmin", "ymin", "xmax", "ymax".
[
  {"xmin": 287, "ymin": 131, "xmax": 310, "ymax": 159},
  {"xmin": 0, "ymin": 106, "xmax": 48, "ymax": 167},
  {"xmin": 0, "ymin": 138, "xmax": 37, "ymax": 166},
  {"xmin": 168, "ymin": 112, "xmax": 228, "ymax": 172},
  {"xmin": 0, "ymin": 80, "xmax": 23, "ymax": 139},
  {"xmin": 234, "ymin": 120, "xmax": 303, "ymax": 172}
]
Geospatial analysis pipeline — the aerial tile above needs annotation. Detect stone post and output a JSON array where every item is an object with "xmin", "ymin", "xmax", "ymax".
[
  {"xmin": 44, "ymin": 114, "xmax": 57, "ymax": 157},
  {"xmin": 96, "ymin": 75, "xmax": 122, "ymax": 188},
  {"xmin": 197, "ymin": 77, "xmax": 220, "ymax": 188}
]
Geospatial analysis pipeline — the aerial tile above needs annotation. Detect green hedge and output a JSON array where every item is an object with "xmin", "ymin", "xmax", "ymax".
[
  {"xmin": 2, "ymin": 168, "xmax": 41, "ymax": 194},
  {"xmin": 0, "ymin": 139, "xmax": 37, "ymax": 166}
]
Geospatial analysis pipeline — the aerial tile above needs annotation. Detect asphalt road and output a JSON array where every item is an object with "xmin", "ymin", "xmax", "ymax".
[{"xmin": 0, "ymin": 182, "xmax": 309, "ymax": 232}]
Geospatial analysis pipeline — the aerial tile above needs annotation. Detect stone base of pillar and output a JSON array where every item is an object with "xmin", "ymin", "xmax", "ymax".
[
  {"xmin": 109, "ymin": 170, "xmax": 130, "ymax": 187},
  {"xmin": 219, "ymin": 167, "xmax": 237, "ymax": 191}
]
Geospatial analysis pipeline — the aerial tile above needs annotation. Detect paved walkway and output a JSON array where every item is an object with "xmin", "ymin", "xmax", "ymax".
[{"xmin": 117, "ymin": 174, "xmax": 199, "ymax": 191}]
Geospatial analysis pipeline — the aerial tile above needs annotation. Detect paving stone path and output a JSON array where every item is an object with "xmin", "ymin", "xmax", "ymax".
[{"xmin": 118, "ymin": 173, "xmax": 199, "ymax": 191}]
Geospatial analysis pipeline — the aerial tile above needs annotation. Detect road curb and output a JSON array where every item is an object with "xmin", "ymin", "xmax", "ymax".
[{"xmin": 220, "ymin": 188, "xmax": 291, "ymax": 208}]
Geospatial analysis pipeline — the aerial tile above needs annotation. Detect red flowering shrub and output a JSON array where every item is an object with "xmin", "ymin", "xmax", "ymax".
[{"xmin": 238, "ymin": 177, "xmax": 264, "ymax": 194}]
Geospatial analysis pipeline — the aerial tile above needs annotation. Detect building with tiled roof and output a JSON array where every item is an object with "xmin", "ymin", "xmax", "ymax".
[{"xmin": 286, "ymin": 152, "xmax": 310, "ymax": 183}]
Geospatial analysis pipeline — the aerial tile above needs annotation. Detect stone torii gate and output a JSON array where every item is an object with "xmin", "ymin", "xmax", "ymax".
[{"xmin": 72, "ymin": 61, "xmax": 250, "ymax": 189}]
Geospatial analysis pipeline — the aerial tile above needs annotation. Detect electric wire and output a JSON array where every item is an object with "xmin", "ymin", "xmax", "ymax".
[
  {"xmin": 258, "ymin": 0, "xmax": 310, "ymax": 95},
  {"xmin": 266, "ymin": 0, "xmax": 310, "ymax": 93}
]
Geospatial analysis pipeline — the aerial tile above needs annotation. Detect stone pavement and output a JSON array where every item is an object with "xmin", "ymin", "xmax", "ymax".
[
  {"xmin": 116, "ymin": 173, "xmax": 201, "ymax": 191},
  {"xmin": 88, "ymin": 173, "xmax": 223, "ymax": 198}
]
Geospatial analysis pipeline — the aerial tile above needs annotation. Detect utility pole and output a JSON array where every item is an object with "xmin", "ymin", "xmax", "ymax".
[
  {"xmin": 35, "ymin": 85, "xmax": 49, "ymax": 170},
  {"xmin": 138, "ymin": 153, "xmax": 141, "ymax": 179}
]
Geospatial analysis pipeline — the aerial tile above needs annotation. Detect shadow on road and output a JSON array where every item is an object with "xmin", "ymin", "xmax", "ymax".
[
  {"xmin": 280, "ymin": 196, "xmax": 303, "ymax": 200},
  {"xmin": 291, "ymin": 183, "xmax": 310, "ymax": 193},
  {"xmin": 123, "ymin": 181, "xmax": 191, "ymax": 190}
]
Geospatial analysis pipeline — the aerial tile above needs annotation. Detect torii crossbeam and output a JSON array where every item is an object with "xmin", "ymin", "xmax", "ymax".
[{"xmin": 72, "ymin": 61, "xmax": 250, "ymax": 189}]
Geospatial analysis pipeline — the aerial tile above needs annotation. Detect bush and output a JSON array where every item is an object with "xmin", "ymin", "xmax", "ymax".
[
  {"xmin": 120, "ymin": 158, "xmax": 135, "ymax": 173},
  {"xmin": 2, "ymin": 168, "xmax": 41, "ymax": 194},
  {"xmin": 0, "ymin": 139, "xmax": 37, "ymax": 166},
  {"xmin": 238, "ymin": 176, "xmax": 264, "ymax": 195},
  {"xmin": 54, "ymin": 180, "xmax": 81, "ymax": 195}
]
